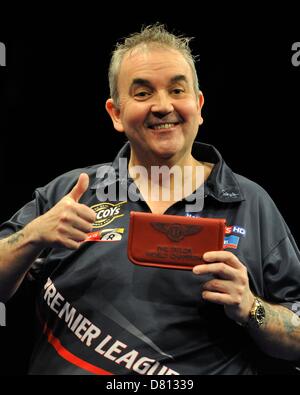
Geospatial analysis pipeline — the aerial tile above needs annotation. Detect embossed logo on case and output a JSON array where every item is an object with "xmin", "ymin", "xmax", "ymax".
[{"xmin": 151, "ymin": 223, "xmax": 202, "ymax": 242}]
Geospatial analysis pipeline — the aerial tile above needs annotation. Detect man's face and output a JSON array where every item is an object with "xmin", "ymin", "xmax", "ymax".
[{"xmin": 106, "ymin": 47, "xmax": 204, "ymax": 163}]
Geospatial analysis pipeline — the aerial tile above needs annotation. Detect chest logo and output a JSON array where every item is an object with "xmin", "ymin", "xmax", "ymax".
[
  {"xmin": 85, "ymin": 228, "xmax": 124, "ymax": 242},
  {"xmin": 91, "ymin": 202, "xmax": 126, "ymax": 228}
]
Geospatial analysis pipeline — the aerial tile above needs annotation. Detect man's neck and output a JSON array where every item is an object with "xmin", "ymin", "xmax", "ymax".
[
  {"xmin": 128, "ymin": 150, "xmax": 200, "ymax": 174},
  {"xmin": 128, "ymin": 152, "xmax": 213, "ymax": 213}
]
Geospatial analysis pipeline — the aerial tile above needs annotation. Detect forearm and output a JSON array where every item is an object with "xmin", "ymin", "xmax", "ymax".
[
  {"xmin": 248, "ymin": 301, "xmax": 300, "ymax": 361},
  {"xmin": 0, "ymin": 222, "xmax": 44, "ymax": 302}
]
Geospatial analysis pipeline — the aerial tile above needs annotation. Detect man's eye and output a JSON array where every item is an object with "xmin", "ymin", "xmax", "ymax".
[
  {"xmin": 134, "ymin": 91, "xmax": 151, "ymax": 98},
  {"xmin": 172, "ymin": 88, "xmax": 184, "ymax": 94}
]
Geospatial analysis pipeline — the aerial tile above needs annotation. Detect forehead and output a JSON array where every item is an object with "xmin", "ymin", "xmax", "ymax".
[{"xmin": 119, "ymin": 46, "xmax": 193, "ymax": 85}]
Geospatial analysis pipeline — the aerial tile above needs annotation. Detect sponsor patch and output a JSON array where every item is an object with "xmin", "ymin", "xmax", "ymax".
[
  {"xmin": 91, "ymin": 202, "xmax": 126, "ymax": 228},
  {"xmin": 85, "ymin": 228, "xmax": 125, "ymax": 242},
  {"xmin": 225, "ymin": 225, "xmax": 246, "ymax": 237},
  {"xmin": 224, "ymin": 235, "xmax": 240, "ymax": 249}
]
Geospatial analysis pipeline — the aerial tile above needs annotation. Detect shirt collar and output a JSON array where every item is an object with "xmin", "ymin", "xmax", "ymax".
[
  {"xmin": 191, "ymin": 142, "xmax": 245, "ymax": 203},
  {"xmin": 91, "ymin": 141, "xmax": 245, "ymax": 203}
]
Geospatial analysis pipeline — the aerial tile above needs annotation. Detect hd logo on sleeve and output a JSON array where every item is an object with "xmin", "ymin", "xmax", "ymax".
[
  {"xmin": 225, "ymin": 226, "xmax": 246, "ymax": 236},
  {"xmin": 91, "ymin": 202, "xmax": 126, "ymax": 228}
]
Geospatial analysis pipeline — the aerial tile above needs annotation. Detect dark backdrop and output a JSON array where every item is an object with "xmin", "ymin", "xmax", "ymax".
[{"xmin": 0, "ymin": 7, "xmax": 299, "ymax": 375}]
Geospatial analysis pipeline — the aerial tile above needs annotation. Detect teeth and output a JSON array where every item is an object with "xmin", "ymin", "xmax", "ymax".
[{"xmin": 152, "ymin": 123, "xmax": 175, "ymax": 130}]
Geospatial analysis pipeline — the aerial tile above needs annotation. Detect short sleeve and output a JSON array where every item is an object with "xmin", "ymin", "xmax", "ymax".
[
  {"xmin": 0, "ymin": 189, "xmax": 51, "ymax": 281},
  {"xmin": 0, "ymin": 190, "xmax": 48, "ymax": 239},
  {"xmin": 263, "ymin": 232, "xmax": 300, "ymax": 310}
]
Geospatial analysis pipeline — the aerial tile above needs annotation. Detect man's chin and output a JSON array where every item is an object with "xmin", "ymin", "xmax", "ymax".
[
  {"xmin": 159, "ymin": 152, "xmax": 175, "ymax": 160},
  {"xmin": 150, "ymin": 143, "xmax": 179, "ymax": 158},
  {"xmin": 151, "ymin": 149, "xmax": 178, "ymax": 162}
]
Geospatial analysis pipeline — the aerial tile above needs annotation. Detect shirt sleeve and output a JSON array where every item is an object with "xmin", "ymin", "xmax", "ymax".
[
  {"xmin": 263, "ymin": 232, "xmax": 300, "ymax": 311},
  {"xmin": 0, "ymin": 189, "xmax": 51, "ymax": 281},
  {"xmin": 0, "ymin": 168, "xmax": 80, "ymax": 239},
  {"xmin": 0, "ymin": 190, "xmax": 45, "ymax": 239}
]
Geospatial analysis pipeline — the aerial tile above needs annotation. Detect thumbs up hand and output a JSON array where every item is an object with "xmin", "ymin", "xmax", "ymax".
[{"xmin": 28, "ymin": 173, "xmax": 96, "ymax": 249}]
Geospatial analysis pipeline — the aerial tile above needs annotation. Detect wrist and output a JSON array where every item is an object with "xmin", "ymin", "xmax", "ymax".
[
  {"xmin": 236, "ymin": 296, "xmax": 266, "ymax": 328},
  {"xmin": 24, "ymin": 218, "xmax": 46, "ymax": 248}
]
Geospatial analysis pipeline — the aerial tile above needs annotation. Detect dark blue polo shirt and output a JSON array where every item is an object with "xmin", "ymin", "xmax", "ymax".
[{"xmin": 1, "ymin": 142, "xmax": 300, "ymax": 375}]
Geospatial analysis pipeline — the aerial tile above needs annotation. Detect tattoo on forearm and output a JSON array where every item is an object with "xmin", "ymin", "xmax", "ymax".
[
  {"xmin": 265, "ymin": 303, "xmax": 299, "ymax": 336},
  {"xmin": 281, "ymin": 310, "xmax": 299, "ymax": 335},
  {"xmin": 7, "ymin": 232, "xmax": 24, "ymax": 245},
  {"xmin": 265, "ymin": 304, "xmax": 280, "ymax": 327}
]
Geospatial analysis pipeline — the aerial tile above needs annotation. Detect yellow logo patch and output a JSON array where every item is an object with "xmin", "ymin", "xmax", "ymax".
[{"xmin": 91, "ymin": 202, "xmax": 126, "ymax": 228}]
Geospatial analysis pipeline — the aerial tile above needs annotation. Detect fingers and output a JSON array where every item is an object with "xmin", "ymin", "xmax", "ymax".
[
  {"xmin": 57, "ymin": 209, "xmax": 95, "ymax": 243},
  {"xmin": 202, "ymin": 251, "xmax": 242, "ymax": 268},
  {"xmin": 202, "ymin": 278, "xmax": 232, "ymax": 294},
  {"xmin": 193, "ymin": 251, "xmax": 243, "ymax": 276},
  {"xmin": 68, "ymin": 173, "xmax": 89, "ymax": 202},
  {"xmin": 201, "ymin": 278, "xmax": 249, "ymax": 308},
  {"xmin": 60, "ymin": 239, "xmax": 82, "ymax": 250},
  {"xmin": 59, "ymin": 203, "xmax": 95, "ymax": 230},
  {"xmin": 200, "ymin": 291, "xmax": 235, "ymax": 306},
  {"xmin": 192, "ymin": 251, "xmax": 251, "ymax": 314},
  {"xmin": 54, "ymin": 222, "xmax": 91, "ymax": 250},
  {"xmin": 69, "ymin": 215, "xmax": 94, "ymax": 234},
  {"xmin": 193, "ymin": 262, "xmax": 235, "ymax": 279},
  {"xmin": 59, "ymin": 227, "xmax": 88, "ymax": 242},
  {"xmin": 76, "ymin": 203, "xmax": 96, "ymax": 223}
]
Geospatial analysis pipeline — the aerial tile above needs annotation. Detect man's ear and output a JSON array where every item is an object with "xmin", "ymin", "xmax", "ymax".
[
  {"xmin": 105, "ymin": 99, "xmax": 125, "ymax": 132},
  {"xmin": 198, "ymin": 91, "xmax": 204, "ymax": 126}
]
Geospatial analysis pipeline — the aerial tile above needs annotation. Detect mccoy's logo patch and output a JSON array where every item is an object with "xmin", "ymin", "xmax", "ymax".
[{"xmin": 91, "ymin": 201, "xmax": 126, "ymax": 228}]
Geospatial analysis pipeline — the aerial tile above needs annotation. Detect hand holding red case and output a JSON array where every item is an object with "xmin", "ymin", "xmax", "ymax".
[{"xmin": 128, "ymin": 212, "xmax": 225, "ymax": 270}]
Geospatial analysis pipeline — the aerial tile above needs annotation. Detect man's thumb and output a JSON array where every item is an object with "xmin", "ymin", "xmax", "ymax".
[{"xmin": 69, "ymin": 173, "xmax": 89, "ymax": 202}]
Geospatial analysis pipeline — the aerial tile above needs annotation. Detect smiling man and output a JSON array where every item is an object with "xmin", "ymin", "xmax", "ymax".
[
  {"xmin": 106, "ymin": 38, "xmax": 211, "ymax": 214},
  {"xmin": 0, "ymin": 24, "xmax": 300, "ymax": 375}
]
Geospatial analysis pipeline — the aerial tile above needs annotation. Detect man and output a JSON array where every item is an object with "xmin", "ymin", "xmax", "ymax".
[{"xmin": 0, "ymin": 24, "xmax": 300, "ymax": 375}]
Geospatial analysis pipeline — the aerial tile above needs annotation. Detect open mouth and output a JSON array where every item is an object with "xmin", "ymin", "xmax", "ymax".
[{"xmin": 148, "ymin": 122, "xmax": 180, "ymax": 130}]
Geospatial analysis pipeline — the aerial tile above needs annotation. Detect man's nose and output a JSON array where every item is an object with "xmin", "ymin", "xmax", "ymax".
[{"xmin": 150, "ymin": 92, "xmax": 174, "ymax": 116}]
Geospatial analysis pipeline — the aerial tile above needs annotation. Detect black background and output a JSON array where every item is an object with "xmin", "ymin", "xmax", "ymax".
[{"xmin": 0, "ymin": 5, "xmax": 299, "ymax": 375}]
